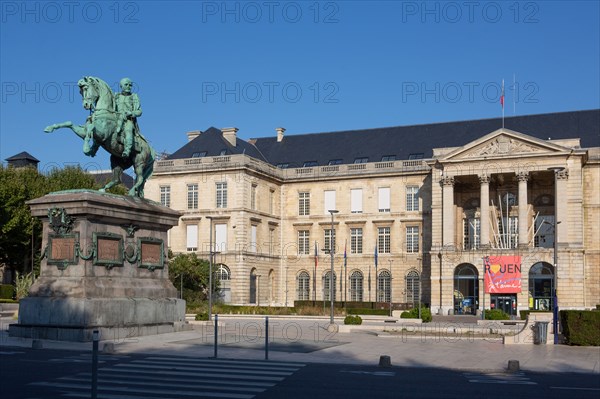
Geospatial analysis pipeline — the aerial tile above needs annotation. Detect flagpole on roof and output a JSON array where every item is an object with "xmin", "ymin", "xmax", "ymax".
[{"xmin": 501, "ymin": 79, "xmax": 505, "ymax": 129}]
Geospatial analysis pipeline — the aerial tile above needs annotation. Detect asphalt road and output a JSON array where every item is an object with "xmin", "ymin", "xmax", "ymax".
[{"xmin": 1, "ymin": 347, "xmax": 599, "ymax": 399}]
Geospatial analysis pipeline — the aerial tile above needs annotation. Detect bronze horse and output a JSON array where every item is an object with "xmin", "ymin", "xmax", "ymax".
[{"xmin": 44, "ymin": 76, "xmax": 155, "ymax": 197}]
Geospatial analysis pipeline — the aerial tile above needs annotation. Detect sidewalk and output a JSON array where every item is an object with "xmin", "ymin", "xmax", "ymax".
[{"xmin": 1, "ymin": 316, "xmax": 598, "ymax": 374}]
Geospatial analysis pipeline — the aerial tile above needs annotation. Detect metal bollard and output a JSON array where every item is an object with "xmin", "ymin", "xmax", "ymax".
[
  {"xmin": 213, "ymin": 314, "xmax": 218, "ymax": 359},
  {"xmin": 265, "ymin": 317, "xmax": 269, "ymax": 360},
  {"xmin": 91, "ymin": 330, "xmax": 99, "ymax": 399}
]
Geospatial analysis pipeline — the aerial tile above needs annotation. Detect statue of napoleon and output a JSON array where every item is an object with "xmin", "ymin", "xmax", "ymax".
[{"xmin": 45, "ymin": 76, "xmax": 155, "ymax": 198}]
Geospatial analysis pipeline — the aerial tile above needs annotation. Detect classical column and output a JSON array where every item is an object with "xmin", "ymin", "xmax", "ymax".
[
  {"xmin": 517, "ymin": 172, "xmax": 529, "ymax": 246},
  {"xmin": 479, "ymin": 174, "xmax": 490, "ymax": 247},
  {"xmin": 555, "ymin": 169, "xmax": 569, "ymax": 243},
  {"xmin": 441, "ymin": 176, "xmax": 455, "ymax": 246}
]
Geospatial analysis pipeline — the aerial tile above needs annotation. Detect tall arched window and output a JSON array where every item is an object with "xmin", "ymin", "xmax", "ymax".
[
  {"xmin": 454, "ymin": 264, "xmax": 479, "ymax": 315},
  {"xmin": 297, "ymin": 271, "xmax": 310, "ymax": 300},
  {"xmin": 406, "ymin": 270, "xmax": 420, "ymax": 305},
  {"xmin": 529, "ymin": 262, "xmax": 554, "ymax": 310},
  {"xmin": 323, "ymin": 271, "xmax": 336, "ymax": 301},
  {"xmin": 215, "ymin": 264, "xmax": 230, "ymax": 280},
  {"xmin": 377, "ymin": 270, "xmax": 391, "ymax": 302},
  {"xmin": 249, "ymin": 268, "xmax": 257, "ymax": 304},
  {"xmin": 215, "ymin": 264, "xmax": 231, "ymax": 303},
  {"xmin": 349, "ymin": 270, "xmax": 363, "ymax": 302}
]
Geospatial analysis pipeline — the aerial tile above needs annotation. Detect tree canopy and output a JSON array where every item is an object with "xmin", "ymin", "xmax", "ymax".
[{"xmin": 0, "ymin": 164, "xmax": 126, "ymax": 276}]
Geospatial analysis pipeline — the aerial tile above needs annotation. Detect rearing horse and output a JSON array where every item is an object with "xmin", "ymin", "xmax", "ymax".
[{"xmin": 44, "ymin": 76, "xmax": 155, "ymax": 197}]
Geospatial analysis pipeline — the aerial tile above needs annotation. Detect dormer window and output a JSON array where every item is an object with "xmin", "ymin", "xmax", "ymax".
[
  {"xmin": 354, "ymin": 157, "xmax": 368, "ymax": 164},
  {"xmin": 192, "ymin": 151, "xmax": 207, "ymax": 158},
  {"xmin": 219, "ymin": 149, "xmax": 227, "ymax": 156},
  {"xmin": 328, "ymin": 159, "xmax": 342, "ymax": 165},
  {"xmin": 381, "ymin": 155, "xmax": 396, "ymax": 162},
  {"xmin": 303, "ymin": 161, "xmax": 318, "ymax": 167},
  {"xmin": 277, "ymin": 163, "xmax": 289, "ymax": 169},
  {"xmin": 408, "ymin": 153, "xmax": 424, "ymax": 160}
]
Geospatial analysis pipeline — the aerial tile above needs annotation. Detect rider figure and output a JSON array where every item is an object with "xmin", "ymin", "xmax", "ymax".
[{"xmin": 114, "ymin": 78, "xmax": 142, "ymax": 158}]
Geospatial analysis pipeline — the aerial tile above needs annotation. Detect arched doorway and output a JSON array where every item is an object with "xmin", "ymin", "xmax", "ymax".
[
  {"xmin": 349, "ymin": 270, "xmax": 363, "ymax": 302},
  {"xmin": 454, "ymin": 264, "xmax": 479, "ymax": 315},
  {"xmin": 323, "ymin": 271, "xmax": 336, "ymax": 301},
  {"xmin": 249, "ymin": 268, "xmax": 257, "ymax": 304},
  {"xmin": 297, "ymin": 271, "xmax": 310, "ymax": 300},
  {"xmin": 215, "ymin": 264, "xmax": 231, "ymax": 303},
  {"xmin": 529, "ymin": 262, "xmax": 554, "ymax": 310},
  {"xmin": 377, "ymin": 270, "xmax": 391, "ymax": 302},
  {"xmin": 406, "ymin": 270, "xmax": 420, "ymax": 306}
]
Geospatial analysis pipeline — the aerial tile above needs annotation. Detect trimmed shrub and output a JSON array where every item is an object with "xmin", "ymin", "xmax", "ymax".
[
  {"xmin": 0, "ymin": 284, "xmax": 14, "ymax": 300},
  {"xmin": 560, "ymin": 310, "xmax": 600, "ymax": 346},
  {"xmin": 347, "ymin": 308, "xmax": 389, "ymax": 316},
  {"xmin": 195, "ymin": 313, "xmax": 209, "ymax": 321},
  {"xmin": 400, "ymin": 305, "xmax": 432, "ymax": 322},
  {"xmin": 344, "ymin": 315, "xmax": 362, "ymax": 325},
  {"xmin": 484, "ymin": 309, "xmax": 510, "ymax": 320}
]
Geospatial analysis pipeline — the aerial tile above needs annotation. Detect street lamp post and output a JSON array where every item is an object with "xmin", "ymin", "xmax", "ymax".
[
  {"xmin": 548, "ymin": 166, "xmax": 564, "ymax": 345},
  {"xmin": 207, "ymin": 216, "xmax": 214, "ymax": 322},
  {"xmin": 328, "ymin": 210, "xmax": 339, "ymax": 330}
]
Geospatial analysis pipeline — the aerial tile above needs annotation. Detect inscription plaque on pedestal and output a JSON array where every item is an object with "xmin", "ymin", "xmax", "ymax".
[
  {"xmin": 139, "ymin": 237, "xmax": 164, "ymax": 270},
  {"xmin": 93, "ymin": 232, "xmax": 123, "ymax": 267},
  {"xmin": 48, "ymin": 234, "xmax": 78, "ymax": 268}
]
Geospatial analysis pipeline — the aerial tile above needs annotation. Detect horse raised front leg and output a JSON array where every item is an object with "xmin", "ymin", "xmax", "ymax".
[{"xmin": 44, "ymin": 121, "xmax": 88, "ymax": 140}]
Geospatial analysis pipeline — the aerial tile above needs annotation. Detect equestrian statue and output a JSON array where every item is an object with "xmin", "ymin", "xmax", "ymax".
[{"xmin": 44, "ymin": 76, "xmax": 155, "ymax": 197}]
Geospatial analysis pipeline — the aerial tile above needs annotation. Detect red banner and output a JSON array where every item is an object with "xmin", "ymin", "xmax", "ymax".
[{"xmin": 484, "ymin": 255, "xmax": 522, "ymax": 293}]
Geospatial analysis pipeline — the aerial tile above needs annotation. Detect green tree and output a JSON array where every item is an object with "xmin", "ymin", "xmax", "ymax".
[
  {"xmin": 46, "ymin": 165, "xmax": 97, "ymax": 192},
  {"xmin": 168, "ymin": 253, "xmax": 219, "ymax": 307}
]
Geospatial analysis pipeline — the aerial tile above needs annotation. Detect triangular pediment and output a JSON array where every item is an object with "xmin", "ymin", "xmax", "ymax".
[{"xmin": 440, "ymin": 128, "xmax": 572, "ymax": 161}]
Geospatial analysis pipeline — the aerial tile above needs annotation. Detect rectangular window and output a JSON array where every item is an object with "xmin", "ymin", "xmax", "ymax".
[
  {"xmin": 350, "ymin": 189, "xmax": 363, "ymax": 213},
  {"xmin": 299, "ymin": 192, "xmax": 310, "ymax": 216},
  {"xmin": 298, "ymin": 230, "xmax": 310, "ymax": 255},
  {"xmin": 406, "ymin": 186, "xmax": 419, "ymax": 211},
  {"xmin": 378, "ymin": 227, "xmax": 391, "ymax": 254},
  {"xmin": 186, "ymin": 224, "xmax": 198, "ymax": 252},
  {"xmin": 324, "ymin": 229, "xmax": 336, "ymax": 253},
  {"xmin": 215, "ymin": 223, "xmax": 227, "ymax": 252},
  {"xmin": 378, "ymin": 187, "xmax": 390, "ymax": 212},
  {"xmin": 187, "ymin": 184, "xmax": 198, "ymax": 210},
  {"xmin": 269, "ymin": 189, "xmax": 275, "ymax": 214},
  {"xmin": 406, "ymin": 226, "xmax": 420, "ymax": 253},
  {"xmin": 216, "ymin": 182, "xmax": 227, "ymax": 208},
  {"xmin": 463, "ymin": 218, "xmax": 480, "ymax": 250},
  {"xmin": 251, "ymin": 184, "xmax": 257, "ymax": 210},
  {"xmin": 250, "ymin": 225, "xmax": 257, "ymax": 253},
  {"xmin": 269, "ymin": 228, "xmax": 275, "ymax": 256},
  {"xmin": 350, "ymin": 228, "xmax": 363, "ymax": 254},
  {"xmin": 324, "ymin": 190, "xmax": 336, "ymax": 214},
  {"xmin": 160, "ymin": 186, "xmax": 171, "ymax": 207}
]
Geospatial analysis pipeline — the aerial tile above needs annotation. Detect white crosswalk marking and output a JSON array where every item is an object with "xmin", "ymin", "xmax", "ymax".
[
  {"xmin": 29, "ymin": 356, "xmax": 305, "ymax": 399},
  {"xmin": 463, "ymin": 371, "xmax": 537, "ymax": 385}
]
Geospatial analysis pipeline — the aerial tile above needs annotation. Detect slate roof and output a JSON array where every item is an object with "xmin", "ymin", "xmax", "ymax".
[
  {"xmin": 91, "ymin": 171, "xmax": 134, "ymax": 189},
  {"xmin": 167, "ymin": 127, "xmax": 267, "ymax": 162},
  {"xmin": 5, "ymin": 151, "xmax": 40, "ymax": 163},
  {"xmin": 168, "ymin": 110, "xmax": 599, "ymax": 168}
]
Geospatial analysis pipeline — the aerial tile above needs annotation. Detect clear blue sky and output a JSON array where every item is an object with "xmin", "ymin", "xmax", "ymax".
[{"xmin": 1, "ymin": 1, "xmax": 599, "ymax": 171}]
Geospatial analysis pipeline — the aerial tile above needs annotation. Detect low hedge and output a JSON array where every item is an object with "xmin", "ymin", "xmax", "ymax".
[
  {"xmin": 0, "ymin": 284, "xmax": 14, "ymax": 300},
  {"xmin": 400, "ymin": 305, "xmax": 432, "ymax": 322},
  {"xmin": 347, "ymin": 308, "xmax": 389, "ymax": 316},
  {"xmin": 0, "ymin": 298, "xmax": 18, "ymax": 304},
  {"xmin": 484, "ymin": 309, "xmax": 510, "ymax": 320},
  {"xmin": 344, "ymin": 315, "xmax": 362, "ymax": 325},
  {"xmin": 560, "ymin": 310, "xmax": 600, "ymax": 346}
]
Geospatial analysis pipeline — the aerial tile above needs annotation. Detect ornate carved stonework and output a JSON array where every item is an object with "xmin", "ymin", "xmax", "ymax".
[
  {"xmin": 440, "ymin": 176, "xmax": 455, "ymax": 186},
  {"xmin": 517, "ymin": 172, "xmax": 530, "ymax": 182},
  {"xmin": 462, "ymin": 135, "xmax": 547, "ymax": 158},
  {"xmin": 48, "ymin": 208, "xmax": 75, "ymax": 234},
  {"xmin": 556, "ymin": 169, "xmax": 569, "ymax": 180},
  {"xmin": 478, "ymin": 174, "xmax": 490, "ymax": 184}
]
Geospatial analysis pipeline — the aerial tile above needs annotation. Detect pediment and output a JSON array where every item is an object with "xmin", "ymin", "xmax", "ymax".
[{"xmin": 441, "ymin": 129, "xmax": 570, "ymax": 161}]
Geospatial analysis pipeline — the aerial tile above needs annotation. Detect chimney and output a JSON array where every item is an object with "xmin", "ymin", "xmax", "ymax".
[
  {"xmin": 276, "ymin": 127, "xmax": 286, "ymax": 142},
  {"xmin": 186, "ymin": 130, "xmax": 201, "ymax": 142},
  {"xmin": 222, "ymin": 127, "xmax": 238, "ymax": 147}
]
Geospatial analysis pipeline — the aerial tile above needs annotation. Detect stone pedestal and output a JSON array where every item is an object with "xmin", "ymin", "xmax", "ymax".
[{"xmin": 9, "ymin": 190, "xmax": 186, "ymax": 341}]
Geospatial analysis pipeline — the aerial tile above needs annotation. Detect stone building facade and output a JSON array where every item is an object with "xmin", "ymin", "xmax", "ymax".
[{"xmin": 145, "ymin": 110, "xmax": 599, "ymax": 315}]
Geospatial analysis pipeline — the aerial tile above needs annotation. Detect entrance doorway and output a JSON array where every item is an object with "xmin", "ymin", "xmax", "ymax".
[{"xmin": 491, "ymin": 294, "xmax": 517, "ymax": 316}]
